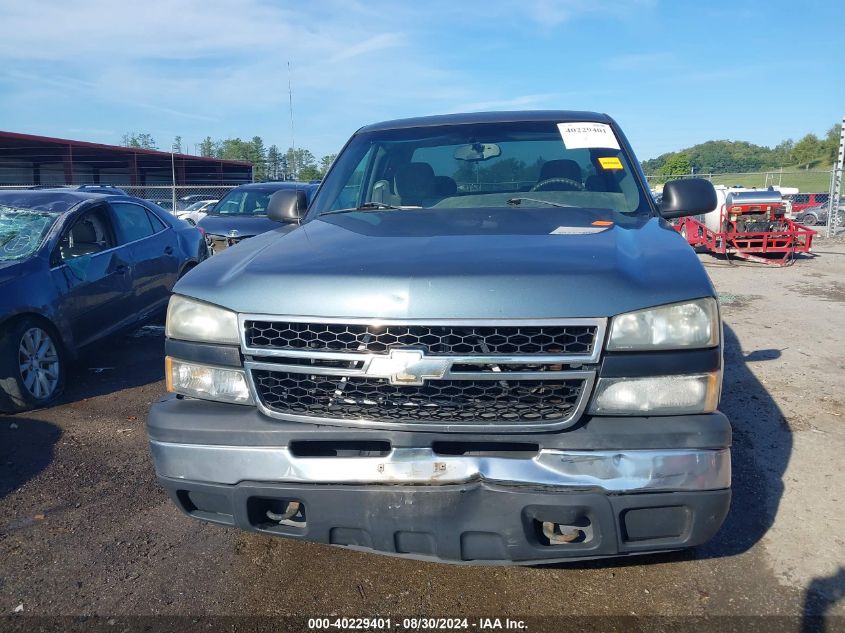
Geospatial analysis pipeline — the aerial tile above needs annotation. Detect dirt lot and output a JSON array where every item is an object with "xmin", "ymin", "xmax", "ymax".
[{"xmin": 1, "ymin": 239, "xmax": 844, "ymax": 631}]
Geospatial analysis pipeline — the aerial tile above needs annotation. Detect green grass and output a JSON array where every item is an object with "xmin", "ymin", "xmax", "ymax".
[
  {"xmin": 708, "ymin": 170, "xmax": 832, "ymax": 192},
  {"xmin": 648, "ymin": 166, "xmax": 834, "ymax": 193}
]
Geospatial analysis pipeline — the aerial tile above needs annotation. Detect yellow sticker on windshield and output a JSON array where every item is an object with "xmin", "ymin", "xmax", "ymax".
[{"xmin": 598, "ymin": 157, "xmax": 623, "ymax": 170}]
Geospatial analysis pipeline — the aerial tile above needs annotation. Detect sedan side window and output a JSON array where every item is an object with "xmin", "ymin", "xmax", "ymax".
[
  {"xmin": 110, "ymin": 202, "xmax": 157, "ymax": 244},
  {"xmin": 58, "ymin": 207, "xmax": 116, "ymax": 260},
  {"xmin": 147, "ymin": 210, "xmax": 168, "ymax": 232}
]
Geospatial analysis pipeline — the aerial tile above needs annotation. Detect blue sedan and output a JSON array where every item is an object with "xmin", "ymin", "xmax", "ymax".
[{"xmin": 0, "ymin": 189, "xmax": 207, "ymax": 412}]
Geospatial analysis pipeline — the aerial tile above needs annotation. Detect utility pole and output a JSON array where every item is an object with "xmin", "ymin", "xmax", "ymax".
[
  {"xmin": 288, "ymin": 61, "xmax": 296, "ymax": 181},
  {"xmin": 171, "ymin": 150, "xmax": 177, "ymax": 215},
  {"xmin": 827, "ymin": 116, "xmax": 845, "ymax": 237}
]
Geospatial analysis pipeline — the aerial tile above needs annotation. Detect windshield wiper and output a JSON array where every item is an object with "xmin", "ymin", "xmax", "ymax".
[
  {"xmin": 506, "ymin": 197, "xmax": 572, "ymax": 208},
  {"xmin": 319, "ymin": 202, "xmax": 419, "ymax": 217}
]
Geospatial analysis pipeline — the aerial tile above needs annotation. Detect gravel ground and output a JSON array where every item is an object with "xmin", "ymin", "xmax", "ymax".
[{"xmin": 1, "ymin": 238, "xmax": 844, "ymax": 631}]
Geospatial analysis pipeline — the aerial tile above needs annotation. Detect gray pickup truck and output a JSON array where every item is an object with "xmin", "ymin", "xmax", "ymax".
[{"xmin": 147, "ymin": 111, "xmax": 730, "ymax": 564}]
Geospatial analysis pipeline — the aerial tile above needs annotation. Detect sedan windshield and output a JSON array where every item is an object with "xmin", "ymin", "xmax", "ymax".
[
  {"xmin": 0, "ymin": 206, "xmax": 60, "ymax": 261},
  {"xmin": 310, "ymin": 120, "xmax": 650, "ymax": 216},
  {"xmin": 209, "ymin": 190, "xmax": 273, "ymax": 216}
]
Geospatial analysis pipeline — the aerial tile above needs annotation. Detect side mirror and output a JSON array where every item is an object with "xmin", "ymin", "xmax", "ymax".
[
  {"xmin": 659, "ymin": 178, "xmax": 717, "ymax": 219},
  {"xmin": 267, "ymin": 189, "xmax": 308, "ymax": 223}
]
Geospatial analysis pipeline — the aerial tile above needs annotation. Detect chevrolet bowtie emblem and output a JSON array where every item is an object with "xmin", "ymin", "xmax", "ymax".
[{"xmin": 366, "ymin": 349, "xmax": 450, "ymax": 386}]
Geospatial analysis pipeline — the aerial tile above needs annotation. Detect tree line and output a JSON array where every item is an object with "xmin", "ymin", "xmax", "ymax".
[
  {"xmin": 121, "ymin": 132, "xmax": 337, "ymax": 182},
  {"xmin": 643, "ymin": 122, "xmax": 842, "ymax": 177}
]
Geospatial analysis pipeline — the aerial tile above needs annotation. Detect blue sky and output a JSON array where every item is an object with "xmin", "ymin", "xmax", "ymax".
[{"xmin": 0, "ymin": 0, "xmax": 841, "ymax": 161}]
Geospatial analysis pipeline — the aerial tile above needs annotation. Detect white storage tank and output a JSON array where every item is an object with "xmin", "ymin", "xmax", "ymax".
[{"xmin": 702, "ymin": 187, "xmax": 785, "ymax": 233}]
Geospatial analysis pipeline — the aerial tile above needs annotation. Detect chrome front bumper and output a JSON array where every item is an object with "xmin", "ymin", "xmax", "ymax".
[{"xmin": 149, "ymin": 441, "xmax": 730, "ymax": 493}]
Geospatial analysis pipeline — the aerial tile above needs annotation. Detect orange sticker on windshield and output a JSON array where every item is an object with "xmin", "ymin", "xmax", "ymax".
[{"xmin": 598, "ymin": 157, "xmax": 623, "ymax": 170}]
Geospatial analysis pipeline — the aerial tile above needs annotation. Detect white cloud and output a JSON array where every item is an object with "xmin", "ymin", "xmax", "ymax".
[
  {"xmin": 459, "ymin": 0, "xmax": 657, "ymax": 28},
  {"xmin": 0, "ymin": 0, "xmax": 658, "ymax": 155},
  {"xmin": 452, "ymin": 93, "xmax": 559, "ymax": 112},
  {"xmin": 326, "ymin": 33, "xmax": 405, "ymax": 64}
]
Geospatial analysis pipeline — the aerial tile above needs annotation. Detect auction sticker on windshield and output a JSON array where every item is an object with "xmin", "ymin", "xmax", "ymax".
[
  {"xmin": 598, "ymin": 156, "xmax": 624, "ymax": 170},
  {"xmin": 557, "ymin": 122, "xmax": 620, "ymax": 150}
]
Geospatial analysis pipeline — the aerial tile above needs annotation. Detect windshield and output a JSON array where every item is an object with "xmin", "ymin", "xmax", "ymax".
[
  {"xmin": 0, "ymin": 206, "xmax": 60, "ymax": 261},
  {"xmin": 209, "ymin": 190, "xmax": 273, "ymax": 216},
  {"xmin": 309, "ymin": 120, "xmax": 650, "ymax": 216}
]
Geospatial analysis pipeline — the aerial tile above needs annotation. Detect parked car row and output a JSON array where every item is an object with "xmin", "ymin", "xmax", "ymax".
[
  {"xmin": 783, "ymin": 192, "xmax": 831, "ymax": 216},
  {"xmin": 143, "ymin": 194, "xmax": 221, "ymax": 213},
  {"xmin": 175, "ymin": 199, "xmax": 218, "ymax": 225},
  {"xmin": 794, "ymin": 198, "xmax": 844, "ymax": 227}
]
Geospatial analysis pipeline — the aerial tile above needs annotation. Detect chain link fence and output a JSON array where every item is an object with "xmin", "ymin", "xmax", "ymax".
[
  {"xmin": 121, "ymin": 185, "xmax": 235, "ymax": 213},
  {"xmin": 645, "ymin": 169, "xmax": 844, "ymax": 235},
  {"xmin": 644, "ymin": 169, "xmax": 833, "ymax": 192},
  {"xmin": 828, "ymin": 167, "xmax": 844, "ymax": 236},
  {"xmin": 0, "ymin": 183, "xmax": 237, "ymax": 214}
]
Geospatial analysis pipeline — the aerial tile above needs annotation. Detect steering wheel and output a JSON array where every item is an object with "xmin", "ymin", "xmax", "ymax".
[{"xmin": 531, "ymin": 177, "xmax": 584, "ymax": 192}]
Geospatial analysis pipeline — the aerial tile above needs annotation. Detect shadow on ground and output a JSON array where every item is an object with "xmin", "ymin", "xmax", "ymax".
[
  {"xmin": 54, "ymin": 324, "xmax": 166, "ymax": 406},
  {"xmin": 803, "ymin": 567, "xmax": 845, "ymax": 631},
  {"xmin": 0, "ymin": 416, "xmax": 61, "ymax": 500},
  {"xmin": 550, "ymin": 323, "xmax": 793, "ymax": 571},
  {"xmin": 697, "ymin": 323, "xmax": 792, "ymax": 559}
]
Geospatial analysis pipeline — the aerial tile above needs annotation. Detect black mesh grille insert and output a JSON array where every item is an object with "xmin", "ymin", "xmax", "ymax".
[
  {"xmin": 252, "ymin": 370, "xmax": 585, "ymax": 425},
  {"xmin": 245, "ymin": 322, "xmax": 597, "ymax": 356}
]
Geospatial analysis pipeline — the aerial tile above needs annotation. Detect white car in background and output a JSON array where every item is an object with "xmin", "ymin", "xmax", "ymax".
[{"xmin": 176, "ymin": 199, "xmax": 218, "ymax": 225}]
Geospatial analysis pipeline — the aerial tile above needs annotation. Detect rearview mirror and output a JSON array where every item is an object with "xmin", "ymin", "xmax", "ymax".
[
  {"xmin": 659, "ymin": 178, "xmax": 717, "ymax": 219},
  {"xmin": 453, "ymin": 143, "xmax": 501, "ymax": 162},
  {"xmin": 267, "ymin": 189, "xmax": 308, "ymax": 223}
]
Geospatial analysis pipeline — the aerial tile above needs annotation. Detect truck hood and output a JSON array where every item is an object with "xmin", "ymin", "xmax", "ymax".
[{"xmin": 177, "ymin": 208, "xmax": 715, "ymax": 319}]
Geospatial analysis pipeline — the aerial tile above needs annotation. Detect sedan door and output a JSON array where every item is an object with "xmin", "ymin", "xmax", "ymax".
[
  {"xmin": 50, "ymin": 205, "xmax": 135, "ymax": 348},
  {"xmin": 108, "ymin": 201, "xmax": 180, "ymax": 318}
]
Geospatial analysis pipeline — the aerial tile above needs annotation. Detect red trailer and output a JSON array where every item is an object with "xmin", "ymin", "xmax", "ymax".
[{"xmin": 675, "ymin": 190, "xmax": 816, "ymax": 266}]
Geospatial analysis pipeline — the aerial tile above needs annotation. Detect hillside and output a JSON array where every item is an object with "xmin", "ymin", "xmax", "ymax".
[{"xmin": 642, "ymin": 123, "xmax": 841, "ymax": 177}]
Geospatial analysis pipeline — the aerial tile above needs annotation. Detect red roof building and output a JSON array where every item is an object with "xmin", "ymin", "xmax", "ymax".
[{"xmin": 0, "ymin": 131, "xmax": 252, "ymax": 186}]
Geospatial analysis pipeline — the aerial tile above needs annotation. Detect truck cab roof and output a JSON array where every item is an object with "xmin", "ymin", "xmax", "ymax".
[{"xmin": 359, "ymin": 110, "xmax": 613, "ymax": 133}]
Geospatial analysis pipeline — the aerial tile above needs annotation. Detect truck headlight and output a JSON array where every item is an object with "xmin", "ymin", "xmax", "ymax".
[
  {"xmin": 589, "ymin": 372, "xmax": 720, "ymax": 415},
  {"xmin": 165, "ymin": 357, "xmax": 253, "ymax": 404},
  {"xmin": 607, "ymin": 298, "xmax": 719, "ymax": 351},
  {"xmin": 166, "ymin": 295, "xmax": 240, "ymax": 345}
]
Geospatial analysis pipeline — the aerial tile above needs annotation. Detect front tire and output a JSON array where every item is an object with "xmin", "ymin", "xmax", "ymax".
[{"xmin": 0, "ymin": 318, "xmax": 65, "ymax": 413}]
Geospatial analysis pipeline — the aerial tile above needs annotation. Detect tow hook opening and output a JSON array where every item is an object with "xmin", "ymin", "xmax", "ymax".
[
  {"xmin": 248, "ymin": 497, "xmax": 307, "ymax": 532},
  {"xmin": 431, "ymin": 441, "xmax": 540, "ymax": 458},
  {"xmin": 289, "ymin": 440, "xmax": 391, "ymax": 458},
  {"xmin": 537, "ymin": 518, "xmax": 593, "ymax": 545}
]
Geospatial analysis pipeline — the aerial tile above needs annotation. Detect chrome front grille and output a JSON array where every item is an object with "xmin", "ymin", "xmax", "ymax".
[
  {"xmin": 245, "ymin": 321, "xmax": 598, "ymax": 356},
  {"xmin": 252, "ymin": 371, "xmax": 587, "ymax": 425},
  {"xmin": 207, "ymin": 234, "xmax": 249, "ymax": 255},
  {"xmin": 240, "ymin": 316, "xmax": 605, "ymax": 432}
]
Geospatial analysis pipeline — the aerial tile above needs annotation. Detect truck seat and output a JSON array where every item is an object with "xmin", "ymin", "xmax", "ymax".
[
  {"xmin": 395, "ymin": 162, "xmax": 437, "ymax": 206},
  {"xmin": 537, "ymin": 159, "xmax": 583, "ymax": 191}
]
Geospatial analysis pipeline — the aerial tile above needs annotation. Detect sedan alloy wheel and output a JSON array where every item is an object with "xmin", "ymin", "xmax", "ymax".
[{"xmin": 18, "ymin": 327, "xmax": 60, "ymax": 400}]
